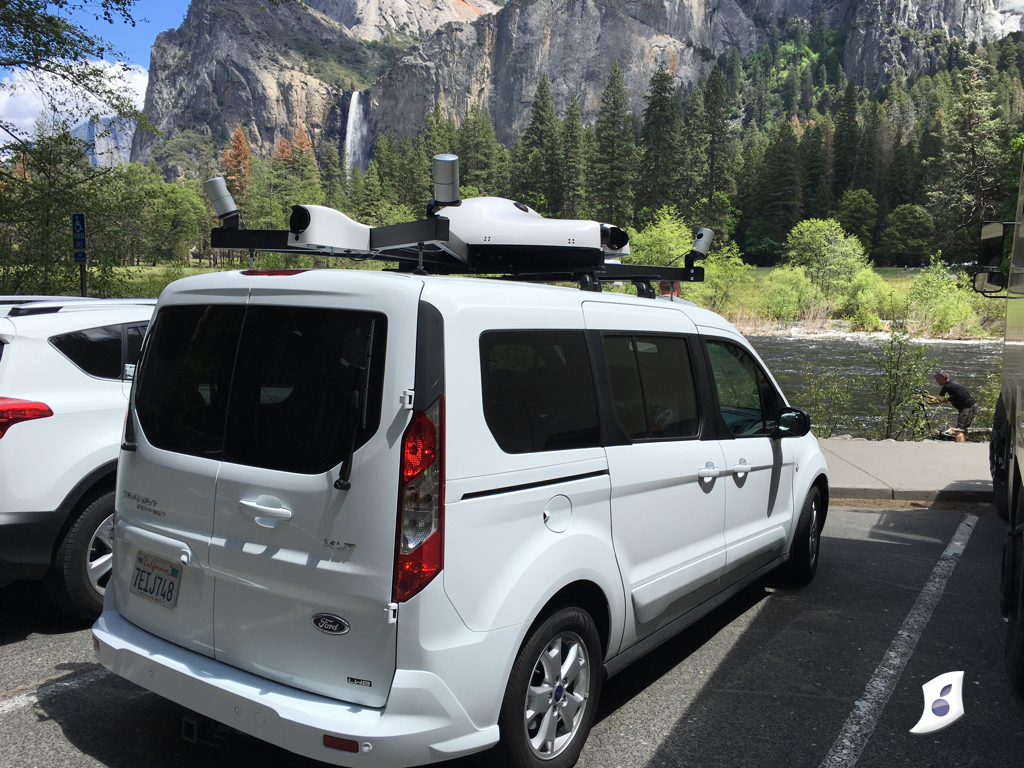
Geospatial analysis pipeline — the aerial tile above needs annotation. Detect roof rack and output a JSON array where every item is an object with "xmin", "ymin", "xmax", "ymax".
[{"xmin": 205, "ymin": 155, "xmax": 710, "ymax": 295}]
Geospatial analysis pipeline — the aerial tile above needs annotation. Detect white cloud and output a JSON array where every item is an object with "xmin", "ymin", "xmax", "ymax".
[{"xmin": 0, "ymin": 61, "xmax": 148, "ymax": 137}]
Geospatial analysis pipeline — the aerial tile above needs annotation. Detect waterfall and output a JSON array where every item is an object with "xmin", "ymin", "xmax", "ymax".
[{"xmin": 345, "ymin": 91, "xmax": 369, "ymax": 172}]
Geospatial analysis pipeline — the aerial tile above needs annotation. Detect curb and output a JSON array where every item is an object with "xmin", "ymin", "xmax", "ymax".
[{"xmin": 832, "ymin": 486, "xmax": 993, "ymax": 504}]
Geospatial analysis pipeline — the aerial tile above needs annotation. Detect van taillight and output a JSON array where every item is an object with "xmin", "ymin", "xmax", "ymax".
[
  {"xmin": 394, "ymin": 398, "xmax": 443, "ymax": 603},
  {"xmin": 0, "ymin": 397, "xmax": 53, "ymax": 438}
]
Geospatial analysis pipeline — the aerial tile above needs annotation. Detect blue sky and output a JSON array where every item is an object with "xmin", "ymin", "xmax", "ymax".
[
  {"xmin": 0, "ymin": 1, "xmax": 192, "ymax": 134},
  {"xmin": 74, "ymin": 0, "xmax": 192, "ymax": 68}
]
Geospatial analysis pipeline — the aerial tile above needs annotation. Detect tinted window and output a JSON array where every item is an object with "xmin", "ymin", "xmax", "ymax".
[
  {"xmin": 603, "ymin": 335, "xmax": 700, "ymax": 440},
  {"xmin": 126, "ymin": 324, "xmax": 147, "ymax": 365},
  {"xmin": 224, "ymin": 307, "xmax": 386, "ymax": 474},
  {"xmin": 50, "ymin": 324, "xmax": 123, "ymax": 379},
  {"xmin": 706, "ymin": 339, "xmax": 779, "ymax": 436},
  {"xmin": 480, "ymin": 330, "xmax": 600, "ymax": 453},
  {"xmin": 135, "ymin": 305, "xmax": 245, "ymax": 459}
]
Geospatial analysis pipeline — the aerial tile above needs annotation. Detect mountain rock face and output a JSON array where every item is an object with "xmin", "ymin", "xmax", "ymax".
[
  {"xmin": 73, "ymin": 117, "xmax": 134, "ymax": 167},
  {"xmin": 304, "ymin": 0, "xmax": 499, "ymax": 41},
  {"xmin": 136, "ymin": 0, "xmax": 1024, "ymax": 175}
]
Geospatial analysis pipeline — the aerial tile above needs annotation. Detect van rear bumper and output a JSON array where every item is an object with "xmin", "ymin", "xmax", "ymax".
[{"xmin": 92, "ymin": 609, "xmax": 499, "ymax": 767}]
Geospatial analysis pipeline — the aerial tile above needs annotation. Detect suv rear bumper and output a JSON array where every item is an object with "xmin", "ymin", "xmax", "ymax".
[
  {"xmin": 92, "ymin": 609, "xmax": 499, "ymax": 767},
  {"xmin": 0, "ymin": 510, "xmax": 66, "ymax": 584}
]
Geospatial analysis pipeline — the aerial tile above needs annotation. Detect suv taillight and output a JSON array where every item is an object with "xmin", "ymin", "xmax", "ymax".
[
  {"xmin": 0, "ymin": 397, "xmax": 53, "ymax": 438},
  {"xmin": 394, "ymin": 398, "xmax": 444, "ymax": 603}
]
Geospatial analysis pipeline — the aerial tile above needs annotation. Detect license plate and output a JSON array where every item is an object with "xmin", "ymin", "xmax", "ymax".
[{"xmin": 129, "ymin": 552, "xmax": 181, "ymax": 608}]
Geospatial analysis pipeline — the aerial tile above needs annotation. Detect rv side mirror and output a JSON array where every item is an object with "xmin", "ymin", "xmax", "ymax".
[
  {"xmin": 973, "ymin": 269, "xmax": 1006, "ymax": 294},
  {"xmin": 979, "ymin": 221, "xmax": 1007, "ymax": 269},
  {"xmin": 775, "ymin": 407, "xmax": 811, "ymax": 438}
]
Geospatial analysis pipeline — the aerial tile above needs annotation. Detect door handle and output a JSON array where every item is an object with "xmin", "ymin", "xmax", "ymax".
[
  {"xmin": 697, "ymin": 462, "xmax": 719, "ymax": 482},
  {"xmin": 731, "ymin": 459, "xmax": 749, "ymax": 477},
  {"xmin": 238, "ymin": 497, "xmax": 292, "ymax": 528}
]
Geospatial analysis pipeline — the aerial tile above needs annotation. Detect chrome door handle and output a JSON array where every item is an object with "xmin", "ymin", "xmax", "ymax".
[
  {"xmin": 239, "ymin": 498, "xmax": 292, "ymax": 528},
  {"xmin": 731, "ymin": 459, "xmax": 749, "ymax": 477}
]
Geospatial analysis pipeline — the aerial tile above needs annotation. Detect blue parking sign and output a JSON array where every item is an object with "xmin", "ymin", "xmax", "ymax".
[
  {"xmin": 72, "ymin": 213, "xmax": 86, "ymax": 234},
  {"xmin": 73, "ymin": 251, "xmax": 87, "ymax": 264}
]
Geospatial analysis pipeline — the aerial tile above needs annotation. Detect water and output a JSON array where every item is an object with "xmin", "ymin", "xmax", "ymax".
[
  {"xmin": 345, "ymin": 91, "xmax": 369, "ymax": 172},
  {"xmin": 748, "ymin": 335, "xmax": 1003, "ymax": 434}
]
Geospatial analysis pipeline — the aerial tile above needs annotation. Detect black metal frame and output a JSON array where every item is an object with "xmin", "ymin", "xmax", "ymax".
[{"xmin": 209, "ymin": 214, "xmax": 705, "ymax": 292}]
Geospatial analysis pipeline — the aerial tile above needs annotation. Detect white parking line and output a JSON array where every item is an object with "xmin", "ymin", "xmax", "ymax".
[
  {"xmin": 0, "ymin": 668, "xmax": 109, "ymax": 716},
  {"xmin": 818, "ymin": 513, "xmax": 978, "ymax": 768}
]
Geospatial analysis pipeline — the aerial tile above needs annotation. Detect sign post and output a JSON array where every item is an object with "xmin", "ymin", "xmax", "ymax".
[{"xmin": 72, "ymin": 213, "xmax": 87, "ymax": 297}]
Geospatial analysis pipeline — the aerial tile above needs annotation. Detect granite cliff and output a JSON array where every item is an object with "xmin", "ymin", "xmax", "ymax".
[{"xmin": 133, "ymin": 0, "xmax": 1024, "ymax": 174}]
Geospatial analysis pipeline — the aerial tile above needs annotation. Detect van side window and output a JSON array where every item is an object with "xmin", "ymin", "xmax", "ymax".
[
  {"xmin": 602, "ymin": 335, "xmax": 700, "ymax": 440},
  {"xmin": 135, "ymin": 305, "xmax": 245, "ymax": 458},
  {"xmin": 706, "ymin": 339, "xmax": 779, "ymax": 437},
  {"xmin": 224, "ymin": 307, "xmax": 386, "ymax": 474},
  {"xmin": 480, "ymin": 330, "xmax": 601, "ymax": 454}
]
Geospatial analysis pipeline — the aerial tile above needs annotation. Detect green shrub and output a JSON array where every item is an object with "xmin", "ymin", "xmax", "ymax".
[
  {"xmin": 843, "ymin": 267, "xmax": 891, "ymax": 330},
  {"xmin": 909, "ymin": 257, "xmax": 979, "ymax": 335},
  {"xmin": 758, "ymin": 265, "xmax": 818, "ymax": 321}
]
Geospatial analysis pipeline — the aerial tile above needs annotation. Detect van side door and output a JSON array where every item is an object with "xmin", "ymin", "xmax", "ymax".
[
  {"xmin": 584, "ymin": 303, "xmax": 727, "ymax": 649},
  {"xmin": 702, "ymin": 334, "xmax": 795, "ymax": 585}
]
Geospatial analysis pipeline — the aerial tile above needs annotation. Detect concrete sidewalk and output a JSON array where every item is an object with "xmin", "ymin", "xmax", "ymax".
[{"xmin": 819, "ymin": 438, "xmax": 992, "ymax": 503}]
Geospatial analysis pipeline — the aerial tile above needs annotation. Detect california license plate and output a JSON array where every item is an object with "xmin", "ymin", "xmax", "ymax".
[{"xmin": 129, "ymin": 552, "xmax": 181, "ymax": 608}]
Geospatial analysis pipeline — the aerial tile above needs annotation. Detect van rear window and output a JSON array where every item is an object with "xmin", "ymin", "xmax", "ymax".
[
  {"xmin": 224, "ymin": 306, "xmax": 386, "ymax": 474},
  {"xmin": 480, "ymin": 330, "xmax": 600, "ymax": 454},
  {"xmin": 135, "ymin": 305, "xmax": 245, "ymax": 459},
  {"xmin": 135, "ymin": 303, "xmax": 386, "ymax": 473}
]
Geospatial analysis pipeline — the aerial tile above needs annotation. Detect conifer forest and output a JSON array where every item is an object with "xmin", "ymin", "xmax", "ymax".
[{"xmin": 3, "ymin": 19, "xmax": 1023, "ymax": 336}]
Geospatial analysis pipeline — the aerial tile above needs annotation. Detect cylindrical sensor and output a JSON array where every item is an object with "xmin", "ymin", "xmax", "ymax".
[
  {"xmin": 433, "ymin": 154, "xmax": 460, "ymax": 205},
  {"xmin": 203, "ymin": 176, "xmax": 238, "ymax": 219}
]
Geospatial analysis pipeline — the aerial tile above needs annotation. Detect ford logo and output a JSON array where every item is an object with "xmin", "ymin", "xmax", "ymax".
[{"xmin": 311, "ymin": 613, "xmax": 350, "ymax": 635}]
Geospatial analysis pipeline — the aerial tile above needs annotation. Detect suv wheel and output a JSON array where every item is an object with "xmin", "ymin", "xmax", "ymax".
[
  {"xmin": 44, "ymin": 490, "xmax": 114, "ymax": 621},
  {"xmin": 785, "ymin": 486, "xmax": 821, "ymax": 586},
  {"xmin": 496, "ymin": 607, "xmax": 602, "ymax": 768}
]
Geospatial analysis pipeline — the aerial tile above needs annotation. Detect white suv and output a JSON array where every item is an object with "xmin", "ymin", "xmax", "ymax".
[
  {"xmin": 93, "ymin": 264, "xmax": 828, "ymax": 767},
  {"xmin": 0, "ymin": 299, "xmax": 154, "ymax": 619}
]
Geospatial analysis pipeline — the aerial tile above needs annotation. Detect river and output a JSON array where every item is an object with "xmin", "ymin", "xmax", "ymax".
[{"xmin": 748, "ymin": 335, "xmax": 1004, "ymax": 435}]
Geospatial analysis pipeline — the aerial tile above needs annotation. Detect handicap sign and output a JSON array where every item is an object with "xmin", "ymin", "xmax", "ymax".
[{"xmin": 71, "ymin": 214, "xmax": 86, "ymax": 263}]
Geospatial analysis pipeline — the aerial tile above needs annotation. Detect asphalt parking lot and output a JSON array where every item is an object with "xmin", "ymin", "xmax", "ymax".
[{"xmin": 2, "ymin": 503, "xmax": 1022, "ymax": 768}]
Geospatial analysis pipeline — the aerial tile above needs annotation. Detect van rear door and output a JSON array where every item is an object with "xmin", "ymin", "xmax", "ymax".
[
  {"xmin": 208, "ymin": 275, "xmax": 420, "ymax": 707},
  {"xmin": 115, "ymin": 288, "xmax": 249, "ymax": 656}
]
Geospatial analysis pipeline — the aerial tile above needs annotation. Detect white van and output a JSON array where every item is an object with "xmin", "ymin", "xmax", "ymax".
[{"xmin": 92, "ymin": 265, "xmax": 828, "ymax": 767}]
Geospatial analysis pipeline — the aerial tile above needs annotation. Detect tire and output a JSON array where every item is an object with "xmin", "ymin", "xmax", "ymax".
[
  {"xmin": 44, "ymin": 490, "xmax": 115, "ymax": 621},
  {"xmin": 785, "ymin": 486, "xmax": 821, "ymax": 586},
  {"xmin": 495, "ymin": 607, "xmax": 603, "ymax": 768},
  {"xmin": 992, "ymin": 397, "xmax": 1010, "ymax": 521},
  {"xmin": 1006, "ymin": 523, "xmax": 1024, "ymax": 699}
]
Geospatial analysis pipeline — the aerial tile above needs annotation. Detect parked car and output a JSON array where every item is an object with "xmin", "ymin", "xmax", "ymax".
[
  {"xmin": 0, "ymin": 298, "xmax": 155, "ymax": 619},
  {"xmin": 92, "ymin": 266, "xmax": 828, "ymax": 767}
]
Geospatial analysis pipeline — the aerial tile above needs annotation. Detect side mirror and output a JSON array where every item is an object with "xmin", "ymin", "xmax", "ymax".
[
  {"xmin": 978, "ymin": 221, "xmax": 1007, "ymax": 269},
  {"xmin": 973, "ymin": 269, "xmax": 1005, "ymax": 294},
  {"xmin": 775, "ymin": 407, "xmax": 811, "ymax": 438}
]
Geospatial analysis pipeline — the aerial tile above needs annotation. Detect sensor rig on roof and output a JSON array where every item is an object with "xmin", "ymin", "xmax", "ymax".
[{"xmin": 204, "ymin": 154, "xmax": 711, "ymax": 296}]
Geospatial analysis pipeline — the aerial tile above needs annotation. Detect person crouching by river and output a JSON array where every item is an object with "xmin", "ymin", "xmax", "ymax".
[{"xmin": 927, "ymin": 370, "xmax": 979, "ymax": 442}]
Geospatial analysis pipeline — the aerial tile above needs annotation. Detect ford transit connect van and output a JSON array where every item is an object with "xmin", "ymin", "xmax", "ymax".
[{"xmin": 92, "ymin": 264, "xmax": 828, "ymax": 767}]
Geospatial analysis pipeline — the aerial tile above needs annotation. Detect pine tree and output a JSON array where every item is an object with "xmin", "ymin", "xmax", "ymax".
[
  {"xmin": 220, "ymin": 126, "xmax": 252, "ymax": 209},
  {"xmin": 523, "ymin": 74, "xmax": 562, "ymax": 213},
  {"xmin": 703, "ymin": 66, "xmax": 731, "ymax": 223},
  {"xmin": 321, "ymin": 141, "xmax": 346, "ymax": 210},
  {"xmin": 457, "ymin": 103, "xmax": 501, "ymax": 195},
  {"xmin": 592, "ymin": 60, "xmax": 636, "ymax": 225},
  {"xmin": 269, "ymin": 137, "xmax": 295, "ymax": 227},
  {"xmin": 560, "ymin": 95, "xmax": 587, "ymax": 219},
  {"xmin": 833, "ymin": 82, "xmax": 860, "ymax": 196},
  {"xmin": 679, "ymin": 79, "xmax": 708, "ymax": 216},
  {"xmin": 637, "ymin": 64, "xmax": 679, "ymax": 223},
  {"xmin": 853, "ymin": 101, "xmax": 881, "ymax": 200},
  {"xmin": 291, "ymin": 126, "xmax": 324, "ymax": 207},
  {"xmin": 762, "ymin": 119, "xmax": 803, "ymax": 246}
]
